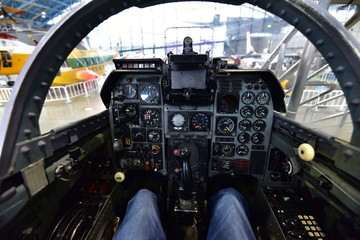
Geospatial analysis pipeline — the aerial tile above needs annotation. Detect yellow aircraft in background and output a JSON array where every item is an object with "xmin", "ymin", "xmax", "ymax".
[{"xmin": 0, "ymin": 33, "xmax": 116, "ymax": 85}]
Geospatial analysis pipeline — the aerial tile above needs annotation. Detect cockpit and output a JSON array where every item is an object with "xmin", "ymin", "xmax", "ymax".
[{"xmin": 1, "ymin": 0, "xmax": 360, "ymax": 239}]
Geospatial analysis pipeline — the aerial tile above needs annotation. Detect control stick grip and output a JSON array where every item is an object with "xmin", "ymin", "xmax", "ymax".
[{"xmin": 173, "ymin": 148, "xmax": 194, "ymax": 200}]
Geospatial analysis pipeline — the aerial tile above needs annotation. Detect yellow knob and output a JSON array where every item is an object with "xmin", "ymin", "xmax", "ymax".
[
  {"xmin": 298, "ymin": 143, "xmax": 315, "ymax": 162},
  {"xmin": 114, "ymin": 172, "xmax": 125, "ymax": 182}
]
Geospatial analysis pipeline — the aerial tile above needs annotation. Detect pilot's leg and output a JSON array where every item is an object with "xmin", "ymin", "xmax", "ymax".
[
  {"xmin": 206, "ymin": 188, "xmax": 256, "ymax": 240},
  {"xmin": 113, "ymin": 189, "xmax": 166, "ymax": 240}
]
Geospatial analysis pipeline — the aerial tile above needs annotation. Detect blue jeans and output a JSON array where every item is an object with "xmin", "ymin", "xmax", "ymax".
[{"xmin": 113, "ymin": 188, "xmax": 256, "ymax": 240}]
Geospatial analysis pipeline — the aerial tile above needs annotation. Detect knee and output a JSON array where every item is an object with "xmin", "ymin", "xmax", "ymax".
[
  {"xmin": 130, "ymin": 189, "xmax": 157, "ymax": 205},
  {"xmin": 212, "ymin": 188, "xmax": 249, "ymax": 215}
]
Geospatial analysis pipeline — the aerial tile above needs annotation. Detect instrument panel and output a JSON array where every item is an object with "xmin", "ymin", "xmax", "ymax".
[{"xmin": 105, "ymin": 62, "xmax": 277, "ymax": 180}]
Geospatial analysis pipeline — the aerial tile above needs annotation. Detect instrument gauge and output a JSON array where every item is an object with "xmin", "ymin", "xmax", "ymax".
[
  {"xmin": 221, "ymin": 144, "xmax": 235, "ymax": 157},
  {"xmin": 139, "ymin": 85, "xmax": 159, "ymax": 104},
  {"xmin": 240, "ymin": 106, "xmax": 254, "ymax": 118},
  {"xmin": 254, "ymin": 106, "xmax": 268, "ymax": 118},
  {"xmin": 253, "ymin": 120, "xmax": 266, "ymax": 132},
  {"xmin": 141, "ymin": 109, "xmax": 161, "ymax": 127},
  {"xmin": 237, "ymin": 132, "xmax": 250, "ymax": 143},
  {"xmin": 123, "ymin": 84, "xmax": 137, "ymax": 99},
  {"xmin": 236, "ymin": 145, "xmax": 249, "ymax": 156},
  {"xmin": 217, "ymin": 117, "xmax": 236, "ymax": 135},
  {"xmin": 191, "ymin": 113, "xmax": 210, "ymax": 131},
  {"xmin": 241, "ymin": 91, "xmax": 256, "ymax": 105},
  {"xmin": 256, "ymin": 92, "xmax": 271, "ymax": 105},
  {"xmin": 238, "ymin": 119, "xmax": 252, "ymax": 131},
  {"xmin": 148, "ymin": 130, "xmax": 161, "ymax": 142},
  {"xmin": 170, "ymin": 113, "xmax": 187, "ymax": 130},
  {"xmin": 124, "ymin": 104, "xmax": 137, "ymax": 118},
  {"xmin": 252, "ymin": 133, "xmax": 265, "ymax": 144}
]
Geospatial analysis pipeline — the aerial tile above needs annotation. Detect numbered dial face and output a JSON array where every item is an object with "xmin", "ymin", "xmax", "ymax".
[
  {"xmin": 241, "ymin": 91, "xmax": 256, "ymax": 105},
  {"xmin": 237, "ymin": 132, "xmax": 250, "ymax": 143},
  {"xmin": 221, "ymin": 144, "xmax": 235, "ymax": 157},
  {"xmin": 191, "ymin": 113, "xmax": 210, "ymax": 131},
  {"xmin": 255, "ymin": 106, "xmax": 268, "ymax": 118},
  {"xmin": 240, "ymin": 106, "xmax": 254, "ymax": 118},
  {"xmin": 217, "ymin": 118, "xmax": 236, "ymax": 135},
  {"xmin": 252, "ymin": 133, "xmax": 265, "ymax": 144},
  {"xmin": 148, "ymin": 130, "xmax": 161, "ymax": 142},
  {"xmin": 256, "ymin": 92, "xmax": 270, "ymax": 105},
  {"xmin": 124, "ymin": 104, "xmax": 137, "ymax": 118},
  {"xmin": 236, "ymin": 145, "xmax": 249, "ymax": 156},
  {"xmin": 141, "ymin": 109, "xmax": 161, "ymax": 127},
  {"xmin": 123, "ymin": 84, "xmax": 137, "ymax": 99},
  {"xmin": 140, "ymin": 85, "xmax": 159, "ymax": 104},
  {"xmin": 253, "ymin": 120, "xmax": 266, "ymax": 131},
  {"xmin": 238, "ymin": 119, "xmax": 252, "ymax": 131}
]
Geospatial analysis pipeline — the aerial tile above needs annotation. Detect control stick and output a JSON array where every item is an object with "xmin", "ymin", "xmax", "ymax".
[{"xmin": 173, "ymin": 148, "xmax": 194, "ymax": 201}]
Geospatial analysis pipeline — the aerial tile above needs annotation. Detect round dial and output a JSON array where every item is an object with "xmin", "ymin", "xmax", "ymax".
[
  {"xmin": 124, "ymin": 104, "xmax": 137, "ymax": 118},
  {"xmin": 140, "ymin": 85, "xmax": 159, "ymax": 103},
  {"xmin": 148, "ymin": 130, "xmax": 161, "ymax": 142},
  {"xmin": 252, "ymin": 133, "xmax": 265, "ymax": 144},
  {"xmin": 123, "ymin": 84, "xmax": 137, "ymax": 99},
  {"xmin": 221, "ymin": 144, "xmax": 235, "ymax": 157},
  {"xmin": 237, "ymin": 132, "xmax": 250, "ymax": 143},
  {"xmin": 191, "ymin": 113, "xmax": 209, "ymax": 131},
  {"xmin": 141, "ymin": 109, "xmax": 160, "ymax": 127},
  {"xmin": 170, "ymin": 113, "xmax": 186, "ymax": 129},
  {"xmin": 241, "ymin": 91, "xmax": 255, "ymax": 105},
  {"xmin": 238, "ymin": 119, "xmax": 252, "ymax": 131},
  {"xmin": 253, "ymin": 120, "xmax": 266, "ymax": 131},
  {"xmin": 217, "ymin": 118, "xmax": 236, "ymax": 135},
  {"xmin": 240, "ymin": 106, "xmax": 254, "ymax": 118},
  {"xmin": 236, "ymin": 145, "xmax": 249, "ymax": 156},
  {"xmin": 256, "ymin": 92, "xmax": 270, "ymax": 105},
  {"xmin": 254, "ymin": 106, "xmax": 268, "ymax": 118}
]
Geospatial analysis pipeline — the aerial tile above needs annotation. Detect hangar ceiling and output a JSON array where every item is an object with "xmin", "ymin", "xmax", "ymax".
[{"xmin": 1, "ymin": 0, "xmax": 82, "ymax": 30}]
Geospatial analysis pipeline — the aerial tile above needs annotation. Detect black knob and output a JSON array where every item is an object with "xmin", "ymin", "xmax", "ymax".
[{"xmin": 134, "ymin": 132, "xmax": 145, "ymax": 142}]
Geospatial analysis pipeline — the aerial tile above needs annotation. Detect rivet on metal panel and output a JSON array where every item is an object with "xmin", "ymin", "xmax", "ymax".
[
  {"xmin": 110, "ymin": 8, "xmax": 116, "ymax": 14},
  {"xmin": 98, "ymin": 15, "xmax": 104, "ymax": 21},
  {"xmin": 65, "ymin": 43, "xmax": 72, "ymax": 49},
  {"xmin": 75, "ymin": 32, "xmax": 82, "ymax": 38},
  {"xmin": 48, "ymin": 68, "xmax": 55, "ymax": 73},
  {"xmin": 279, "ymin": 9, "xmax": 286, "ymax": 16},
  {"xmin": 21, "ymin": 146, "xmax": 31, "ymax": 155},
  {"xmin": 38, "ymin": 141, "xmax": 47, "ymax": 148},
  {"xmin": 293, "ymin": 18, "xmax": 299, "ymax": 24},
  {"xmin": 266, "ymin": 3, "xmax": 272, "ymax": 9},
  {"xmin": 343, "ymin": 149, "xmax": 353, "ymax": 158},
  {"xmin": 351, "ymin": 99, "xmax": 360, "ymax": 105},
  {"xmin": 316, "ymin": 39, "xmax": 324, "ymax": 46},
  {"xmin": 344, "ymin": 82, "xmax": 353, "ymax": 88},
  {"xmin": 305, "ymin": 28, "xmax": 312, "ymax": 35},
  {"xmin": 56, "ymin": 55, "xmax": 64, "ymax": 61},
  {"xmin": 41, "ymin": 82, "xmax": 48, "ymax": 87},
  {"xmin": 27, "ymin": 112, "xmax": 36, "ymax": 118},
  {"xmin": 86, "ymin": 23, "xmax": 93, "ymax": 29},
  {"xmin": 336, "ymin": 66, "xmax": 345, "ymax": 73},
  {"xmin": 326, "ymin": 52, "xmax": 334, "ymax": 59},
  {"xmin": 24, "ymin": 129, "xmax": 32, "ymax": 136},
  {"xmin": 33, "ymin": 96, "xmax": 42, "ymax": 102},
  {"xmin": 122, "ymin": 2, "xmax": 128, "ymax": 7}
]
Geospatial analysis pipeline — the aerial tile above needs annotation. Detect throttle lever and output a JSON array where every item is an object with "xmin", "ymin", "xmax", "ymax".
[{"xmin": 173, "ymin": 148, "xmax": 194, "ymax": 200}]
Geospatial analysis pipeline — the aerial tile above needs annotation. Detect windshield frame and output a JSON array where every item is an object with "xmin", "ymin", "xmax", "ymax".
[{"xmin": 1, "ymin": 0, "xmax": 360, "ymax": 179}]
